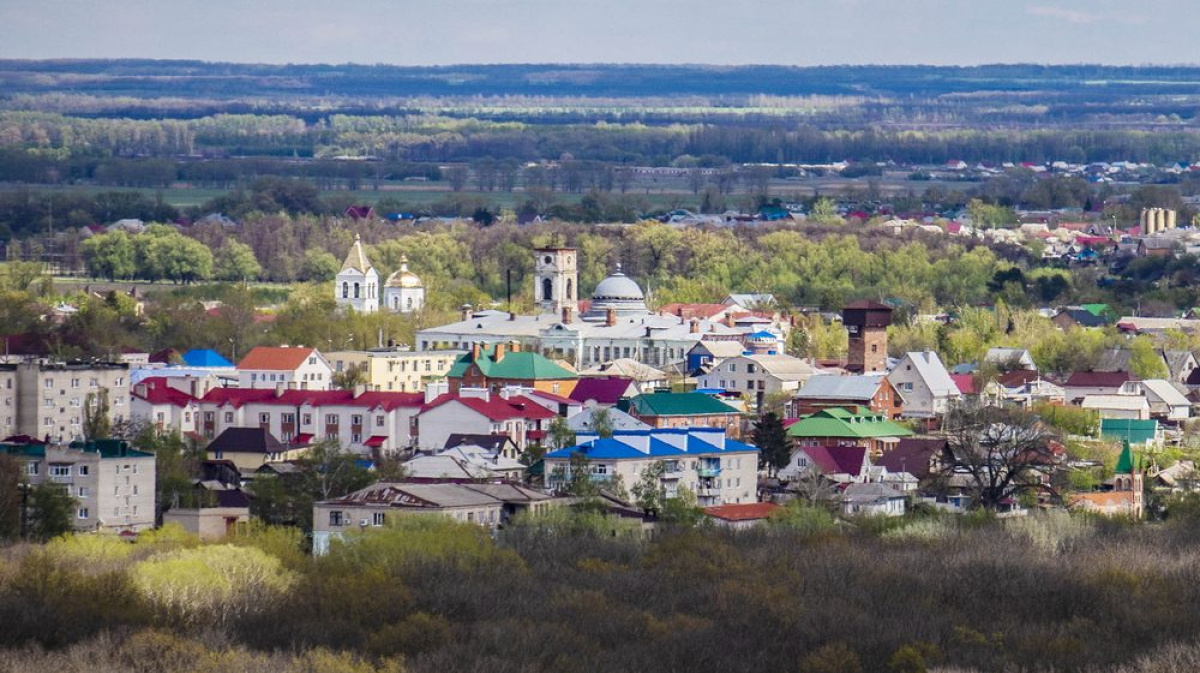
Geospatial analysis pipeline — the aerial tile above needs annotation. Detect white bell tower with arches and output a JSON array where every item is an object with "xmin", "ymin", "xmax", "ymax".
[{"xmin": 534, "ymin": 247, "xmax": 577, "ymax": 316}]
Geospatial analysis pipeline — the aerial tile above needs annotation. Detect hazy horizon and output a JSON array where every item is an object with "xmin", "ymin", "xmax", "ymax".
[{"xmin": 1, "ymin": 0, "xmax": 1197, "ymax": 67}]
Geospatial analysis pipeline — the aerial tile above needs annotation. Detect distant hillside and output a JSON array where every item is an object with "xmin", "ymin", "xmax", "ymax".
[{"xmin": 4, "ymin": 60, "xmax": 1200, "ymax": 100}]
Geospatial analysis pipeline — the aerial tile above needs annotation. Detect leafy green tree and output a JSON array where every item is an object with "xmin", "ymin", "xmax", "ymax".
[
  {"xmin": 27, "ymin": 482, "xmax": 76, "ymax": 540},
  {"xmin": 83, "ymin": 389, "xmax": 111, "ymax": 440},
  {"xmin": 660, "ymin": 485, "xmax": 705, "ymax": 526},
  {"xmin": 81, "ymin": 231, "xmax": 136, "ymax": 280},
  {"xmin": 591, "ymin": 406, "xmax": 615, "ymax": 439},
  {"xmin": 807, "ymin": 197, "xmax": 844, "ymax": 225},
  {"xmin": 1129, "ymin": 337, "xmax": 1168, "ymax": 380},
  {"xmin": 566, "ymin": 451, "xmax": 598, "ymax": 498},
  {"xmin": 331, "ymin": 362, "xmax": 368, "ymax": 390},
  {"xmin": 300, "ymin": 249, "xmax": 340, "ymax": 282},
  {"xmin": 753, "ymin": 412, "xmax": 790, "ymax": 476},
  {"xmin": 546, "ymin": 415, "xmax": 576, "ymax": 450},
  {"xmin": 134, "ymin": 428, "xmax": 202, "ymax": 521},
  {"xmin": 631, "ymin": 461, "xmax": 667, "ymax": 516},
  {"xmin": 0, "ymin": 453, "xmax": 20, "ymax": 540},
  {"xmin": 213, "ymin": 240, "xmax": 262, "ymax": 282}
]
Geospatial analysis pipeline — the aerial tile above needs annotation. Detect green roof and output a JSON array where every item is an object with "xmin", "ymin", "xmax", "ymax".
[
  {"xmin": 448, "ymin": 345, "xmax": 576, "ymax": 381},
  {"xmin": 629, "ymin": 392, "xmax": 740, "ymax": 417},
  {"xmin": 1099, "ymin": 419, "xmax": 1158, "ymax": 447},
  {"xmin": 786, "ymin": 407, "xmax": 914, "ymax": 439},
  {"xmin": 1080, "ymin": 303, "xmax": 1111, "ymax": 318},
  {"xmin": 0, "ymin": 443, "xmax": 45, "ymax": 458},
  {"xmin": 1116, "ymin": 440, "xmax": 1136, "ymax": 475},
  {"xmin": 68, "ymin": 439, "xmax": 153, "ymax": 459}
]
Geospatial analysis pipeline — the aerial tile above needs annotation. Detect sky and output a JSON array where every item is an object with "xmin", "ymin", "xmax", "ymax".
[{"xmin": 0, "ymin": 0, "xmax": 1197, "ymax": 66}]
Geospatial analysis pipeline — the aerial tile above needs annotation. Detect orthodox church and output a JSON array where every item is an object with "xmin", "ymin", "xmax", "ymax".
[{"xmin": 334, "ymin": 235, "xmax": 424, "ymax": 314}]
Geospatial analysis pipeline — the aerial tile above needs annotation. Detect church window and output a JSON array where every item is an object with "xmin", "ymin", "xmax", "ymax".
[
  {"xmin": 542, "ymin": 278, "xmax": 553, "ymax": 301},
  {"xmin": 354, "ymin": 282, "xmax": 360, "ymax": 299},
  {"xmin": 342, "ymin": 282, "xmax": 349, "ymax": 299},
  {"xmin": 407, "ymin": 297, "xmax": 414, "ymax": 310},
  {"xmin": 566, "ymin": 279, "xmax": 574, "ymax": 300}
]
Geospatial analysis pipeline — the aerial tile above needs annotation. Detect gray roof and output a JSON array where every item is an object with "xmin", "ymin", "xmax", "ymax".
[
  {"xmin": 796, "ymin": 374, "xmax": 887, "ymax": 401},
  {"xmin": 462, "ymin": 483, "xmax": 553, "ymax": 503},
  {"xmin": 728, "ymin": 354, "xmax": 823, "ymax": 381},
  {"xmin": 1095, "ymin": 348, "xmax": 1135, "ymax": 373},
  {"xmin": 689, "ymin": 340, "xmax": 746, "ymax": 358},
  {"xmin": 401, "ymin": 455, "xmax": 498, "ymax": 480},
  {"xmin": 329, "ymin": 482, "xmax": 502, "ymax": 509},
  {"xmin": 566, "ymin": 406, "xmax": 651, "ymax": 432},
  {"xmin": 842, "ymin": 482, "xmax": 906, "ymax": 504},
  {"xmin": 896, "ymin": 352, "xmax": 958, "ymax": 397}
]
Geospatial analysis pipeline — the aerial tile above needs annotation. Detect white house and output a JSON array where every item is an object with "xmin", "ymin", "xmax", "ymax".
[
  {"xmin": 1120, "ymin": 380, "xmax": 1191, "ymax": 421},
  {"xmin": 842, "ymin": 482, "xmax": 907, "ymax": 517},
  {"xmin": 131, "ymin": 377, "xmax": 200, "ymax": 436},
  {"xmin": 335, "ymin": 234, "xmax": 380, "ymax": 314},
  {"xmin": 1081, "ymin": 394, "xmax": 1151, "ymax": 420},
  {"xmin": 886, "ymin": 351, "xmax": 960, "ymax": 419},
  {"xmin": 416, "ymin": 388, "xmax": 558, "ymax": 451},
  {"xmin": 236, "ymin": 346, "xmax": 332, "ymax": 391},
  {"xmin": 697, "ymin": 354, "xmax": 825, "ymax": 407}
]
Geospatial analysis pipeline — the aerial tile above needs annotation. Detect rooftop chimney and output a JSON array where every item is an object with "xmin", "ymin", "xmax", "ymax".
[
  {"xmin": 472, "ymin": 342, "xmax": 482, "ymax": 361},
  {"xmin": 275, "ymin": 383, "xmax": 286, "ymax": 398},
  {"xmin": 606, "ymin": 307, "xmax": 617, "ymax": 327},
  {"xmin": 689, "ymin": 318, "xmax": 700, "ymax": 334},
  {"xmin": 461, "ymin": 304, "xmax": 472, "ymax": 321},
  {"xmin": 494, "ymin": 342, "xmax": 507, "ymax": 362},
  {"xmin": 353, "ymin": 384, "xmax": 366, "ymax": 399},
  {"xmin": 724, "ymin": 312, "xmax": 736, "ymax": 328},
  {"xmin": 509, "ymin": 340, "xmax": 521, "ymax": 353}
]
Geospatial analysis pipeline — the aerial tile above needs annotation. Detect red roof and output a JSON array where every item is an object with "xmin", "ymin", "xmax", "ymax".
[
  {"xmin": 237, "ymin": 346, "xmax": 318, "ymax": 371},
  {"xmin": 133, "ymin": 378, "xmax": 198, "ymax": 407},
  {"xmin": 570, "ymin": 377, "xmax": 635, "ymax": 405},
  {"xmin": 528, "ymin": 389, "xmax": 576, "ymax": 405},
  {"xmin": 703, "ymin": 502, "xmax": 781, "ymax": 522},
  {"xmin": 422, "ymin": 393, "xmax": 557, "ymax": 422},
  {"xmin": 200, "ymin": 388, "xmax": 424, "ymax": 410},
  {"xmin": 950, "ymin": 374, "xmax": 977, "ymax": 395},
  {"xmin": 997, "ymin": 370, "xmax": 1042, "ymax": 388},
  {"xmin": 657, "ymin": 303, "xmax": 727, "ymax": 320},
  {"xmin": 1064, "ymin": 371, "xmax": 1134, "ymax": 387},
  {"xmin": 1075, "ymin": 236, "xmax": 1114, "ymax": 246},
  {"xmin": 364, "ymin": 435, "xmax": 387, "ymax": 448},
  {"xmin": 294, "ymin": 433, "xmax": 314, "ymax": 444},
  {"xmin": 802, "ymin": 445, "xmax": 868, "ymax": 477}
]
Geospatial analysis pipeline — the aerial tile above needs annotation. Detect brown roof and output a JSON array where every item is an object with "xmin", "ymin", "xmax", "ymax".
[
  {"xmin": 1064, "ymin": 371, "xmax": 1134, "ymax": 387},
  {"xmin": 237, "ymin": 346, "xmax": 317, "ymax": 371},
  {"xmin": 997, "ymin": 370, "xmax": 1042, "ymax": 388},
  {"xmin": 703, "ymin": 502, "xmax": 781, "ymax": 522}
]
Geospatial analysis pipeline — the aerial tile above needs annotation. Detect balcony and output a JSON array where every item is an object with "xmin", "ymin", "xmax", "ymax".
[
  {"xmin": 696, "ymin": 467, "xmax": 722, "ymax": 478},
  {"xmin": 660, "ymin": 467, "xmax": 685, "ymax": 480},
  {"xmin": 696, "ymin": 487, "xmax": 721, "ymax": 497}
]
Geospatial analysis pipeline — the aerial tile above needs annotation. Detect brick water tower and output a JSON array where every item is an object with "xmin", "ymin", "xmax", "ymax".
[{"xmin": 843, "ymin": 300, "xmax": 893, "ymax": 374}]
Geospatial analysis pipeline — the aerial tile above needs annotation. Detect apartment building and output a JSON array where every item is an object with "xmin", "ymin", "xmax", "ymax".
[
  {"xmin": 542, "ymin": 427, "xmax": 759, "ymax": 507},
  {"xmin": 236, "ymin": 346, "xmax": 332, "ymax": 391},
  {"xmin": 0, "ymin": 360, "xmax": 130, "ymax": 443},
  {"xmin": 2, "ymin": 438, "xmax": 155, "ymax": 533},
  {"xmin": 326, "ymin": 348, "xmax": 463, "ymax": 393}
]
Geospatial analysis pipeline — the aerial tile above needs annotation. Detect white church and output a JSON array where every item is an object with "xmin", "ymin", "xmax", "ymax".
[{"xmin": 334, "ymin": 235, "xmax": 425, "ymax": 314}]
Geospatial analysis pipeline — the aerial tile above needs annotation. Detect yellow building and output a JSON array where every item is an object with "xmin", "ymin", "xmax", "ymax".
[{"xmin": 327, "ymin": 348, "xmax": 465, "ymax": 393}]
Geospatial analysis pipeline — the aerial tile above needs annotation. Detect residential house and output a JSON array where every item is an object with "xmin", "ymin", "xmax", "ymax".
[
  {"xmin": 981, "ymin": 370, "xmax": 1066, "ymax": 407},
  {"xmin": 886, "ymin": 351, "xmax": 960, "ymax": 419},
  {"xmin": 400, "ymin": 454, "xmax": 509, "ymax": 483},
  {"xmin": 236, "ymin": 346, "xmax": 332, "ymax": 391},
  {"xmin": 205, "ymin": 427, "xmax": 308, "ymax": 472},
  {"xmin": 1081, "ymin": 395, "xmax": 1150, "ymax": 420},
  {"xmin": 566, "ymin": 404, "xmax": 651, "ymax": 434},
  {"xmin": 626, "ymin": 392, "xmax": 742, "ymax": 437},
  {"xmin": 874, "ymin": 437, "xmax": 951, "ymax": 483},
  {"xmin": 1120, "ymin": 380, "xmax": 1190, "ymax": 421},
  {"xmin": 578, "ymin": 360, "xmax": 669, "ymax": 393},
  {"xmin": 2, "ymin": 438, "xmax": 156, "ymax": 533},
  {"xmin": 569, "ymin": 376, "xmax": 639, "ymax": 406},
  {"xmin": 1164, "ymin": 351, "xmax": 1198, "ymax": 385},
  {"xmin": 416, "ymin": 388, "xmax": 557, "ymax": 451},
  {"xmin": 447, "ymin": 342, "xmax": 578, "ymax": 397},
  {"xmin": 788, "ymin": 373, "xmax": 904, "ymax": 420},
  {"xmin": 686, "ymin": 339, "xmax": 747, "ymax": 375},
  {"xmin": 543, "ymin": 427, "xmax": 758, "ymax": 507},
  {"xmin": 696, "ymin": 354, "xmax": 825, "ymax": 410},
  {"xmin": 1062, "ymin": 371, "xmax": 1135, "ymax": 402},
  {"xmin": 1052, "ymin": 308, "xmax": 1110, "ymax": 330},
  {"xmin": 703, "ymin": 502, "xmax": 780, "ymax": 529},
  {"xmin": 842, "ymin": 482, "xmax": 907, "ymax": 517},
  {"xmin": 443, "ymin": 433, "xmax": 521, "ymax": 461},
  {"xmin": 778, "ymin": 443, "xmax": 871, "ymax": 484},
  {"xmin": 784, "ymin": 406, "xmax": 914, "ymax": 458},
  {"xmin": 983, "ymin": 347, "xmax": 1037, "ymax": 371}
]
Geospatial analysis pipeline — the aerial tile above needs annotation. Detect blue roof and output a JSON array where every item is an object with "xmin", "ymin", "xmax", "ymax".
[
  {"xmin": 748, "ymin": 330, "xmax": 777, "ymax": 340},
  {"xmin": 544, "ymin": 439, "xmax": 648, "ymax": 460},
  {"xmin": 647, "ymin": 438, "xmax": 687, "ymax": 456},
  {"xmin": 182, "ymin": 349, "xmax": 233, "ymax": 368}
]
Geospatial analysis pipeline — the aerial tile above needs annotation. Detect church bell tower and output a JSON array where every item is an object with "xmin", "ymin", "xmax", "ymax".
[{"xmin": 534, "ymin": 247, "xmax": 577, "ymax": 315}]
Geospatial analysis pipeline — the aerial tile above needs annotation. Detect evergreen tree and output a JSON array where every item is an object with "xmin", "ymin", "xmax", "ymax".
[{"xmin": 753, "ymin": 412, "xmax": 790, "ymax": 476}]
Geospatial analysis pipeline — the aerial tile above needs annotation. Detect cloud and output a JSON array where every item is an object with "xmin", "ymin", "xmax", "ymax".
[{"xmin": 1027, "ymin": 5, "xmax": 1100, "ymax": 24}]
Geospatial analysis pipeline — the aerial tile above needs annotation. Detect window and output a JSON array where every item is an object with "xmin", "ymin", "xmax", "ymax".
[
  {"xmin": 308, "ymin": 357, "xmax": 317, "ymax": 366},
  {"xmin": 70, "ymin": 398, "xmax": 80, "ymax": 407},
  {"xmin": 90, "ymin": 378, "xmax": 98, "ymax": 388},
  {"xmin": 747, "ymin": 364, "xmax": 756, "ymax": 374},
  {"xmin": 44, "ymin": 378, "xmax": 53, "ymax": 389},
  {"xmin": 77, "ymin": 465, "xmax": 88, "ymax": 476},
  {"xmin": 376, "ymin": 415, "xmax": 385, "ymax": 427},
  {"xmin": 728, "ymin": 363, "xmax": 737, "ymax": 372},
  {"xmin": 352, "ymin": 433, "xmax": 362, "ymax": 444},
  {"xmin": 372, "ymin": 512, "xmax": 385, "ymax": 526},
  {"xmin": 303, "ymin": 414, "xmax": 312, "ymax": 425},
  {"xmin": 329, "ymin": 511, "xmax": 344, "ymax": 527},
  {"xmin": 351, "ymin": 415, "xmax": 363, "ymax": 426},
  {"xmin": 27, "ymin": 463, "xmax": 39, "ymax": 476},
  {"xmin": 259, "ymin": 413, "xmax": 270, "ymax": 424},
  {"xmin": 224, "ymin": 412, "xmax": 233, "ymax": 423},
  {"xmin": 78, "ymin": 486, "xmax": 88, "ymax": 498},
  {"xmin": 70, "ymin": 378, "xmax": 79, "ymax": 388},
  {"xmin": 50, "ymin": 464, "xmax": 71, "ymax": 477},
  {"xmin": 77, "ymin": 508, "xmax": 89, "ymax": 519},
  {"xmin": 44, "ymin": 398, "xmax": 53, "ymax": 408},
  {"xmin": 133, "ymin": 485, "xmax": 139, "ymax": 495},
  {"xmin": 326, "ymin": 414, "xmax": 338, "ymax": 425}
]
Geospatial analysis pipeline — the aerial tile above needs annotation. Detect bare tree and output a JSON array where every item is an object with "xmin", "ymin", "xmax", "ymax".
[{"xmin": 943, "ymin": 404, "xmax": 1061, "ymax": 510}]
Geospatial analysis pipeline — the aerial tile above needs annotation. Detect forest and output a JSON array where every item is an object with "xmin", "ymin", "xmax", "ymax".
[{"xmin": 6, "ymin": 510, "xmax": 1200, "ymax": 673}]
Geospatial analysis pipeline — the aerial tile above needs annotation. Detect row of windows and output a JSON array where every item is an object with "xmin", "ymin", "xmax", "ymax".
[
  {"xmin": 77, "ymin": 505, "xmax": 140, "ymax": 520},
  {"xmin": 47, "ymin": 377, "xmax": 122, "ymax": 388}
]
